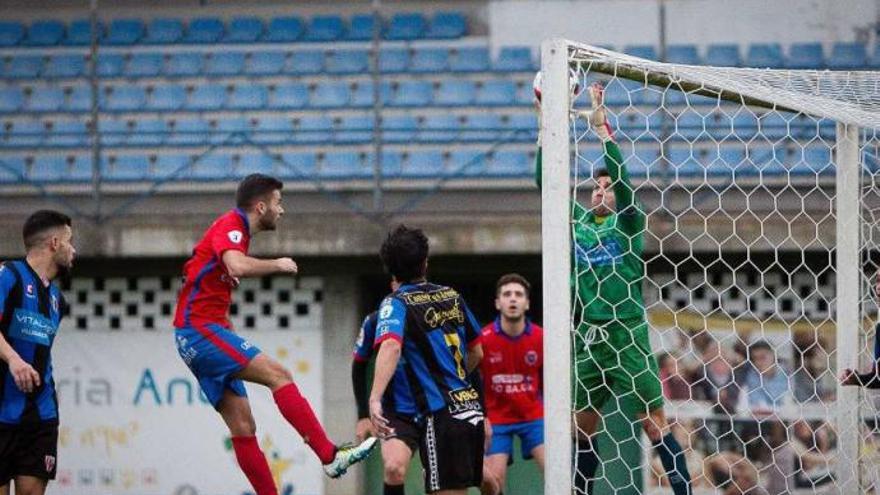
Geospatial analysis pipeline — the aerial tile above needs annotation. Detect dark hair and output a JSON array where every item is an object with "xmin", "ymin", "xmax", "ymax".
[
  {"xmin": 236, "ymin": 174, "xmax": 283, "ymax": 209},
  {"xmin": 495, "ymin": 273, "xmax": 531, "ymax": 297},
  {"xmin": 748, "ymin": 340, "xmax": 773, "ymax": 355},
  {"xmin": 23, "ymin": 210, "xmax": 71, "ymax": 250},
  {"xmin": 594, "ymin": 168, "xmax": 610, "ymax": 179},
  {"xmin": 380, "ymin": 225, "xmax": 429, "ymax": 282}
]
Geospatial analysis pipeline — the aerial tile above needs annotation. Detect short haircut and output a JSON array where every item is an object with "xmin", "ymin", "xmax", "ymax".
[
  {"xmin": 236, "ymin": 174, "xmax": 283, "ymax": 209},
  {"xmin": 748, "ymin": 340, "xmax": 773, "ymax": 355},
  {"xmin": 380, "ymin": 225, "xmax": 429, "ymax": 282},
  {"xmin": 23, "ymin": 210, "xmax": 71, "ymax": 251},
  {"xmin": 495, "ymin": 273, "xmax": 531, "ymax": 297},
  {"xmin": 594, "ymin": 168, "xmax": 610, "ymax": 179}
]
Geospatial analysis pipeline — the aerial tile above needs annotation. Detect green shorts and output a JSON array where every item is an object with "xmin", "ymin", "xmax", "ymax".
[{"xmin": 572, "ymin": 316, "xmax": 664, "ymax": 416}]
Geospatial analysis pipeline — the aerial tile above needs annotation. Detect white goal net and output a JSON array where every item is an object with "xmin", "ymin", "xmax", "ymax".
[{"xmin": 540, "ymin": 39, "xmax": 880, "ymax": 495}]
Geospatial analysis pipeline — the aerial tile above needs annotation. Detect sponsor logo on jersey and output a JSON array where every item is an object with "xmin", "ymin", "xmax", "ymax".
[
  {"xmin": 488, "ymin": 351, "xmax": 503, "ymax": 364},
  {"xmin": 45, "ymin": 455, "xmax": 56, "ymax": 473},
  {"xmin": 228, "ymin": 230, "xmax": 243, "ymax": 243},
  {"xmin": 525, "ymin": 350, "xmax": 539, "ymax": 366},
  {"xmin": 25, "ymin": 284, "xmax": 35, "ymax": 298},
  {"xmin": 575, "ymin": 237, "xmax": 624, "ymax": 267},
  {"xmin": 241, "ymin": 340, "xmax": 252, "ymax": 351},
  {"xmin": 379, "ymin": 298, "xmax": 394, "ymax": 319},
  {"xmin": 51, "ymin": 295, "xmax": 59, "ymax": 313}
]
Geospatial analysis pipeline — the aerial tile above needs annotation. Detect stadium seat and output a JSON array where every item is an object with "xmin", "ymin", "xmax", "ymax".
[
  {"xmin": 488, "ymin": 151, "xmax": 530, "ymax": 177},
  {"xmin": 106, "ymin": 154, "xmax": 149, "ymax": 181},
  {"xmin": 665, "ymin": 44, "xmax": 700, "ymax": 64},
  {"xmin": 68, "ymin": 155, "xmax": 93, "ymax": 181},
  {"xmin": 65, "ymin": 19, "xmax": 103, "ymax": 46},
  {"xmin": 66, "ymin": 86, "xmax": 101, "ymax": 113},
  {"xmin": 266, "ymin": 16, "xmax": 304, "ymax": 42},
  {"xmin": 387, "ymin": 13, "xmax": 425, "ymax": 40},
  {"xmin": 379, "ymin": 49, "xmax": 409, "ymax": 73},
  {"xmin": 126, "ymin": 53, "xmax": 163, "ymax": 77},
  {"xmin": 252, "ymin": 117, "xmax": 293, "ymax": 144},
  {"xmin": 0, "ymin": 157, "xmax": 26, "ymax": 182},
  {"xmin": 144, "ymin": 18, "xmax": 183, "ymax": 44},
  {"xmin": 322, "ymin": 152, "xmax": 368, "ymax": 179},
  {"xmin": 129, "ymin": 119, "xmax": 168, "ymax": 146},
  {"xmin": 8, "ymin": 120, "xmax": 45, "ymax": 147},
  {"xmin": 705, "ymin": 44, "xmax": 741, "ymax": 66},
  {"xmin": 6, "ymin": 55, "xmax": 43, "ymax": 79},
  {"xmin": 305, "ymin": 15, "xmax": 343, "ymax": 42},
  {"xmin": 404, "ymin": 150, "xmax": 445, "ymax": 177},
  {"xmin": 169, "ymin": 119, "xmax": 210, "ymax": 146},
  {"xmin": 205, "ymin": 53, "xmax": 245, "ymax": 76},
  {"xmin": 870, "ymin": 43, "xmax": 880, "ymax": 68},
  {"xmin": 25, "ymin": 20, "xmax": 64, "ymax": 46},
  {"xmin": 99, "ymin": 119, "xmax": 129, "ymax": 146},
  {"xmin": 0, "ymin": 22, "xmax": 25, "ymax": 46},
  {"xmin": 427, "ymin": 12, "xmax": 466, "ymax": 39},
  {"xmin": 350, "ymin": 81, "xmax": 392, "ymax": 107},
  {"xmin": 192, "ymin": 153, "xmax": 234, "ymax": 180},
  {"xmin": 507, "ymin": 114, "xmax": 537, "ymax": 141},
  {"xmin": 463, "ymin": 114, "xmax": 502, "ymax": 142},
  {"xmin": 475, "ymin": 80, "xmax": 517, "ymax": 106},
  {"xmin": 337, "ymin": 115, "xmax": 374, "ymax": 144},
  {"xmin": 106, "ymin": 19, "xmax": 144, "ymax": 45},
  {"xmin": 294, "ymin": 116, "xmax": 333, "ymax": 144},
  {"xmin": 44, "ymin": 54, "xmax": 85, "ymax": 78},
  {"xmin": 420, "ymin": 115, "xmax": 459, "ymax": 143},
  {"xmin": 269, "ymin": 83, "xmax": 309, "ymax": 109},
  {"xmin": 106, "ymin": 85, "xmax": 147, "ymax": 112},
  {"xmin": 154, "ymin": 154, "xmax": 193, "ymax": 179},
  {"xmin": 366, "ymin": 151, "xmax": 403, "ymax": 177},
  {"xmin": 785, "ymin": 43, "xmax": 824, "ymax": 69},
  {"xmin": 494, "ymin": 47, "xmax": 534, "ymax": 71},
  {"xmin": 390, "ymin": 81, "xmax": 432, "ymax": 107},
  {"xmin": 757, "ymin": 112, "xmax": 790, "ymax": 140},
  {"xmin": 435, "ymin": 80, "xmax": 476, "ymax": 106},
  {"xmin": 747, "ymin": 146, "xmax": 786, "ymax": 176},
  {"xmin": 746, "ymin": 43, "xmax": 784, "ymax": 68},
  {"xmin": 246, "ymin": 51, "xmax": 286, "ymax": 75},
  {"xmin": 449, "ymin": 150, "xmax": 486, "ymax": 176},
  {"xmin": 311, "ymin": 81, "xmax": 350, "ymax": 108},
  {"xmin": 798, "ymin": 147, "xmax": 833, "ymax": 175},
  {"xmin": 277, "ymin": 152, "xmax": 317, "ymax": 178},
  {"xmin": 146, "ymin": 85, "xmax": 186, "ymax": 111},
  {"xmin": 326, "ymin": 50, "xmax": 369, "ymax": 74},
  {"xmin": 408, "ymin": 48, "xmax": 447, "ymax": 73},
  {"xmin": 381, "ymin": 115, "xmax": 418, "ymax": 143},
  {"xmin": 450, "ymin": 47, "xmax": 490, "ymax": 72},
  {"xmin": 186, "ymin": 84, "xmax": 226, "ymax": 111},
  {"xmin": 228, "ymin": 85, "xmax": 267, "ymax": 110},
  {"xmin": 236, "ymin": 154, "xmax": 275, "ymax": 178},
  {"xmin": 288, "ymin": 51, "xmax": 324, "ymax": 75},
  {"xmin": 345, "ymin": 14, "xmax": 376, "ymax": 41},
  {"xmin": 97, "ymin": 53, "xmax": 125, "ymax": 77},
  {"xmin": 30, "ymin": 155, "xmax": 70, "ymax": 182},
  {"xmin": 828, "ymin": 42, "xmax": 867, "ymax": 69},
  {"xmin": 674, "ymin": 110, "xmax": 707, "ymax": 141},
  {"xmin": 624, "ymin": 45, "xmax": 658, "ymax": 60},
  {"xmin": 665, "ymin": 148, "xmax": 704, "ymax": 178},
  {"xmin": 732, "ymin": 112, "xmax": 759, "ymax": 138},
  {"xmin": 224, "ymin": 17, "xmax": 264, "ymax": 43},
  {"xmin": 184, "ymin": 17, "xmax": 224, "ymax": 44},
  {"xmin": 24, "ymin": 87, "xmax": 63, "ymax": 113},
  {"xmin": 46, "ymin": 119, "xmax": 87, "ymax": 147},
  {"xmin": 165, "ymin": 53, "xmax": 204, "ymax": 77},
  {"xmin": 214, "ymin": 117, "xmax": 251, "ymax": 145}
]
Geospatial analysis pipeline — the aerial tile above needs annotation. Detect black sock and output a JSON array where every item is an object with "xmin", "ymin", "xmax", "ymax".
[
  {"xmin": 383, "ymin": 483, "xmax": 404, "ymax": 495},
  {"xmin": 653, "ymin": 433, "xmax": 691, "ymax": 495},
  {"xmin": 573, "ymin": 437, "xmax": 599, "ymax": 494}
]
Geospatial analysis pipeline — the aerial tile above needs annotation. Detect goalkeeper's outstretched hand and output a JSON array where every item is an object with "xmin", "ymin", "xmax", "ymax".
[{"xmin": 578, "ymin": 82, "xmax": 614, "ymax": 142}]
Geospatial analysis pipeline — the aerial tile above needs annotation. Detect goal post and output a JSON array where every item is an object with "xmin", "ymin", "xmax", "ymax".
[{"xmin": 541, "ymin": 38, "xmax": 880, "ymax": 494}]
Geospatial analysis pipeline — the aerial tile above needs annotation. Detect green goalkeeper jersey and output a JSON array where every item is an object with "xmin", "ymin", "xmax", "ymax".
[{"xmin": 536, "ymin": 140, "xmax": 646, "ymax": 321}]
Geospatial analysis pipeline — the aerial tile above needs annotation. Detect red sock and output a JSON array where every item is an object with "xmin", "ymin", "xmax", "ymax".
[
  {"xmin": 273, "ymin": 382, "xmax": 337, "ymax": 464},
  {"xmin": 231, "ymin": 436, "xmax": 277, "ymax": 495}
]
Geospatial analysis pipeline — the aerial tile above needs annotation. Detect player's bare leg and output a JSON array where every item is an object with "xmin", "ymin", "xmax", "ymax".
[
  {"xmin": 219, "ymin": 391, "xmax": 277, "ymax": 495},
  {"xmin": 12, "ymin": 477, "xmax": 48, "ymax": 495},
  {"xmin": 638, "ymin": 407, "xmax": 691, "ymax": 495},
  {"xmin": 530, "ymin": 445, "xmax": 545, "ymax": 472},
  {"xmin": 381, "ymin": 438, "xmax": 412, "ymax": 490},
  {"xmin": 483, "ymin": 453, "xmax": 509, "ymax": 494}
]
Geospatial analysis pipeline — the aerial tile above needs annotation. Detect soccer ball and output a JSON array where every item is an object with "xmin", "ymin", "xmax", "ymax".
[{"xmin": 533, "ymin": 69, "xmax": 581, "ymax": 102}]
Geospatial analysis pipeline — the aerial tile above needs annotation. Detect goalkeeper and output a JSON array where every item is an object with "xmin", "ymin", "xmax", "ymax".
[{"xmin": 535, "ymin": 81, "xmax": 691, "ymax": 495}]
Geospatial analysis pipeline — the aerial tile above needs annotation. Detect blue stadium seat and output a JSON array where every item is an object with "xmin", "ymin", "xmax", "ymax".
[
  {"xmin": 277, "ymin": 152, "xmax": 317, "ymax": 178},
  {"xmin": 192, "ymin": 154, "xmax": 234, "ymax": 180},
  {"xmin": 97, "ymin": 53, "xmax": 125, "ymax": 77},
  {"xmin": 47, "ymin": 120, "xmax": 87, "ymax": 147},
  {"xmin": 8, "ymin": 120, "xmax": 45, "ymax": 147},
  {"xmin": 186, "ymin": 84, "xmax": 226, "ymax": 111},
  {"xmin": 99, "ymin": 119, "xmax": 129, "ymax": 146},
  {"xmin": 294, "ymin": 116, "xmax": 333, "ymax": 144},
  {"xmin": 31, "ymin": 155, "xmax": 70, "ymax": 182},
  {"xmin": 350, "ymin": 81, "xmax": 392, "ymax": 107},
  {"xmin": 705, "ymin": 44, "xmax": 741, "ymax": 66},
  {"xmin": 387, "ymin": 13, "xmax": 425, "ymax": 41},
  {"xmin": 747, "ymin": 146, "xmax": 786, "ymax": 176},
  {"xmin": 732, "ymin": 112, "xmax": 758, "ymax": 139},
  {"xmin": 435, "ymin": 80, "xmax": 476, "ymax": 106},
  {"xmin": 253, "ymin": 117, "xmax": 293, "ymax": 144},
  {"xmin": 6, "ymin": 55, "xmax": 43, "ymax": 79},
  {"xmin": 65, "ymin": 19, "xmax": 103, "ymax": 46},
  {"xmin": 322, "ymin": 152, "xmax": 368, "ymax": 179},
  {"xmin": 488, "ymin": 151, "xmax": 530, "ymax": 177},
  {"xmin": 798, "ymin": 147, "xmax": 833, "ymax": 175},
  {"xmin": 390, "ymin": 81, "xmax": 432, "ymax": 107},
  {"xmin": 0, "ymin": 156, "xmax": 26, "ymax": 182},
  {"xmin": 715, "ymin": 147, "xmax": 751, "ymax": 176},
  {"xmin": 205, "ymin": 53, "xmax": 245, "ymax": 76},
  {"xmin": 236, "ymin": 154, "xmax": 275, "ymax": 178},
  {"xmin": 411, "ymin": 48, "xmax": 449, "ymax": 73},
  {"xmin": 757, "ymin": 112, "xmax": 790, "ymax": 140},
  {"xmin": 420, "ymin": 115, "xmax": 459, "ymax": 143},
  {"xmin": 338, "ymin": 115, "xmax": 373, "ymax": 144},
  {"xmin": 366, "ymin": 151, "xmax": 403, "ymax": 177},
  {"xmin": 214, "ymin": 117, "xmax": 251, "ymax": 145},
  {"xmin": 106, "ymin": 19, "xmax": 144, "ymax": 45},
  {"xmin": 326, "ymin": 50, "xmax": 369, "ymax": 74},
  {"xmin": 169, "ymin": 119, "xmax": 210, "ymax": 146},
  {"xmin": 449, "ymin": 150, "xmax": 486, "ymax": 176},
  {"xmin": 305, "ymin": 15, "xmax": 343, "ymax": 42},
  {"xmin": 450, "ymin": 47, "xmax": 490, "ymax": 72},
  {"xmin": 129, "ymin": 119, "xmax": 168, "ymax": 146},
  {"xmin": 427, "ymin": 12, "xmax": 466, "ymax": 39},
  {"xmin": 674, "ymin": 110, "xmax": 707, "ymax": 141},
  {"xmin": 146, "ymin": 85, "xmax": 186, "ymax": 111},
  {"xmin": 404, "ymin": 150, "xmax": 445, "ymax": 177},
  {"xmin": 870, "ymin": 44, "xmax": 880, "ymax": 68},
  {"xmin": 228, "ymin": 85, "xmax": 267, "ymax": 110},
  {"xmin": 106, "ymin": 85, "xmax": 146, "ymax": 112},
  {"xmin": 746, "ymin": 43, "xmax": 784, "ymax": 68},
  {"xmin": 23, "ymin": 87, "xmax": 62, "ymax": 113},
  {"xmin": 68, "ymin": 155, "xmax": 93, "ymax": 182},
  {"xmin": 380, "ymin": 49, "xmax": 409, "ymax": 73},
  {"xmin": 266, "ymin": 16, "xmax": 304, "ymax": 42},
  {"xmin": 507, "ymin": 114, "xmax": 537, "ymax": 141},
  {"xmin": 381, "ymin": 115, "xmax": 418, "ymax": 143},
  {"xmin": 224, "ymin": 17, "xmax": 264, "ymax": 43},
  {"xmin": 246, "ymin": 51, "xmax": 285, "ymax": 75},
  {"xmin": 311, "ymin": 81, "xmax": 350, "ymax": 108},
  {"xmin": 144, "ymin": 18, "xmax": 183, "ymax": 44},
  {"xmin": 624, "ymin": 45, "xmax": 658, "ymax": 60},
  {"xmin": 665, "ymin": 44, "xmax": 700, "ymax": 64},
  {"xmin": 165, "ymin": 52, "xmax": 204, "ymax": 77},
  {"xmin": 828, "ymin": 42, "xmax": 867, "ymax": 69},
  {"xmin": 463, "ymin": 114, "xmax": 502, "ymax": 142},
  {"xmin": 346, "ymin": 14, "xmax": 376, "ymax": 41},
  {"xmin": 269, "ymin": 83, "xmax": 309, "ymax": 109},
  {"xmin": 494, "ymin": 47, "xmax": 534, "ymax": 71},
  {"xmin": 288, "ymin": 51, "xmax": 324, "ymax": 75},
  {"xmin": 126, "ymin": 53, "xmax": 163, "ymax": 77},
  {"xmin": 665, "ymin": 148, "xmax": 704, "ymax": 178},
  {"xmin": 25, "ymin": 21, "xmax": 64, "ymax": 46},
  {"xmin": 154, "ymin": 154, "xmax": 193, "ymax": 179},
  {"xmin": 44, "ymin": 54, "xmax": 85, "ymax": 78},
  {"xmin": 106, "ymin": 154, "xmax": 149, "ymax": 181},
  {"xmin": 0, "ymin": 22, "xmax": 25, "ymax": 47},
  {"xmin": 66, "ymin": 86, "xmax": 101, "ymax": 113},
  {"xmin": 185, "ymin": 17, "xmax": 224, "ymax": 44},
  {"xmin": 475, "ymin": 80, "xmax": 517, "ymax": 106},
  {"xmin": 786, "ymin": 43, "xmax": 824, "ymax": 69}
]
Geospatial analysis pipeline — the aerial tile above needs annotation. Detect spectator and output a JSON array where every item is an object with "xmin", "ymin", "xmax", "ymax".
[
  {"xmin": 790, "ymin": 420, "xmax": 834, "ymax": 485},
  {"xmin": 740, "ymin": 341, "xmax": 790, "ymax": 411},
  {"xmin": 692, "ymin": 340, "xmax": 739, "ymax": 414},
  {"xmin": 658, "ymin": 352, "xmax": 692, "ymax": 400},
  {"xmin": 704, "ymin": 451, "xmax": 768, "ymax": 495},
  {"xmin": 792, "ymin": 344, "xmax": 835, "ymax": 403}
]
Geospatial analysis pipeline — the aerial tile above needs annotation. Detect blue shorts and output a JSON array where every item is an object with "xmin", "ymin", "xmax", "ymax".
[
  {"xmin": 174, "ymin": 324, "xmax": 262, "ymax": 409},
  {"xmin": 487, "ymin": 419, "xmax": 544, "ymax": 459}
]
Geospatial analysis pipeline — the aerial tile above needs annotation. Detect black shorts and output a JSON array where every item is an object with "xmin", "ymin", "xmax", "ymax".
[
  {"xmin": 384, "ymin": 412, "xmax": 420, "ymax": 453},
  {"xmin": 419, "ymin": 407, "xmax": 485, "ymax": 493},
  {"xmin": 0, "ymin": 422, "xmax": 59, "ymax": 485}
]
